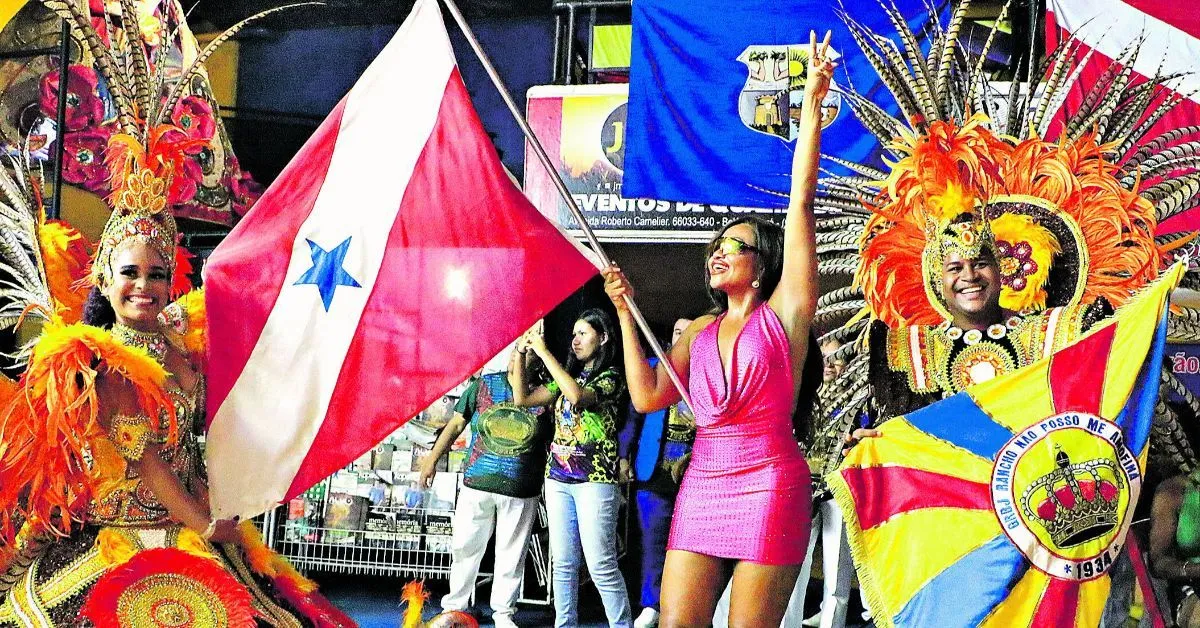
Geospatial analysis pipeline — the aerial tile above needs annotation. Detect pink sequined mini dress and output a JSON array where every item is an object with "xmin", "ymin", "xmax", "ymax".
[{"xmin": 668, "ymin": 303, "xmax": 812, "ymax": 565}]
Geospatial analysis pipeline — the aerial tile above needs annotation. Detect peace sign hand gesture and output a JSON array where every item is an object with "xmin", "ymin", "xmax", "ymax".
[{"xmin": 806, "ymin": 30, "xmax": 836, "ymax": 102}]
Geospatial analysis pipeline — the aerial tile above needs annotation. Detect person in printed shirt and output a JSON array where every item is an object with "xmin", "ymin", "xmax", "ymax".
[
  {"xmin": 420, "ymin": 343, "xmax": 550, "ymax": 628},
  {"xmin": 620, "ymin": 318, "xmax": 696, "ymax": 628},
  {"xmin": 510, "ymin": 309, "xmax": 633, "ymax": 628}
]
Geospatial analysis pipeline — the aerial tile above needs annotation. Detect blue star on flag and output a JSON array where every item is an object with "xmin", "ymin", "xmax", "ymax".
[{"xmin": 294, "ymin": 237, "xmax": 362, "ymax": 311}]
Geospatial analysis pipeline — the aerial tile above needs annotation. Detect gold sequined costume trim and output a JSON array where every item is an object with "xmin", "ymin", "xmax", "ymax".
[{"xmin": 886, "ymin": 305, "xmax": 1093, "ymax": 398}]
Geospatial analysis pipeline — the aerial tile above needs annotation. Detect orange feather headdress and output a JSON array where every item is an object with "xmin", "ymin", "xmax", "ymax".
[
  {"xmin": 89, "ymin": 125, "xmax": 204, "ymax": 290},
  {"xmin": 855, "ymin": 117, "xmax": 1161, "ymax": 328}
]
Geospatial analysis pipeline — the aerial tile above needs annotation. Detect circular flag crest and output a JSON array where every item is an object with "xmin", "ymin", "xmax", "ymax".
[{"xmin": 990, "ymin": 412, "xmax": 1141, "ymax": 581}]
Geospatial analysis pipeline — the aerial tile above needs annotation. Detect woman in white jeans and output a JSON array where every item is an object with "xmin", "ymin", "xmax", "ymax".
[{"xmin": 511, "ymin": 309, "xmax": 633, "ymax": 628}]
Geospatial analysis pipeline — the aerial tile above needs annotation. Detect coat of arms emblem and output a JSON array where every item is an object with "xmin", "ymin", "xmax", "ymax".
[{"xmin": 737, "ymin": 45, "xmax": 842, "ymax": 140}]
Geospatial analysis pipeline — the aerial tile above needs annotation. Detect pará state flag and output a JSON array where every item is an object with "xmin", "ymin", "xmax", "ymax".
[
  {"xmin": 203, "ymin": 0, "xmax": 597, "ymax": 520},
  {"xmin": 623, "ymin": 0, "xmax": 944, "ymax": 208},
  {"xmin": 831, "ymin": 264, "xmax": 1183, "ymax": 627}
]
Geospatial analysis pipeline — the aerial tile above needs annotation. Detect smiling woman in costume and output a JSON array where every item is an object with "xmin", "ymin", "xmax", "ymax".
[
  {"xmin": 601, "ymin": 31, "xmax": 829, "ymax": 628},
  {"xmin": 0, "ymin": 1, "xmax": 352, "ymax": 625},
  {"xmin": 0, "ymin": 125, "xmax": 353, "ymax": 628}
]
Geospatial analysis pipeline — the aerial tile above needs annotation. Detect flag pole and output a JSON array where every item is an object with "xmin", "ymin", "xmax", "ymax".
[{"xmin": 439, "ymin": 0, "xmax": 693, "ymax": 409}]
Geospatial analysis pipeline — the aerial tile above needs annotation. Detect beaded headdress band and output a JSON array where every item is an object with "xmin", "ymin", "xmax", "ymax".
[
  {"xmin": 934, "ymin": 216, "xmax": 996, "ymax": 264},
  {"xmin": 89, "ymin": 129, "xmax": 197, "ymax": 288},
  {"xmin": 921, "ymin": 213, "xmax": 998, "ymax": 320}
]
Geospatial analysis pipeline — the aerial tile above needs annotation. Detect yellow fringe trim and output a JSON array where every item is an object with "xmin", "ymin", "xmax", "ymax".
[
  {"xmin": 827, "ymin": 460, "xmax": 897, "ymax": 628},
  {"xmin": 237, "ymin": 520, "xmax": 318, "ymax": 594},
  {"xmin": 176, "ymin": 528, "xmax": 220, "ymax": 561},
  {"xmin": 97, "ymin": 528, "xmax": 138, "ymax": 568}
]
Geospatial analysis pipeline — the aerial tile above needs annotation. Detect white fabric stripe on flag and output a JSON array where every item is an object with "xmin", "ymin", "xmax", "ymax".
[
  {"xmin": 1050, "ymin": 0, "xmax": 1200, "ymax": 106},
  {"xmin": 207, "ymin": 0, "xmax": 456, "ymax": 519}
]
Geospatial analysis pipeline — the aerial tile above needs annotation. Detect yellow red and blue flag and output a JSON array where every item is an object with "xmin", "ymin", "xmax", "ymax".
[{"xmin": 831, "ymin": 263, "xmax": 1183, "ymax": 627}]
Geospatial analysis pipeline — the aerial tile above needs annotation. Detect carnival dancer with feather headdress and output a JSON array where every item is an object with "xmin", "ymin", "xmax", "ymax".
[
  {"xmin": 809, "ymin": 0, "xmax": 1200, "ymax": 498},
  {"xmin": 0, "ymin": 1, "xmax": 353, "ymax": 625},
  {"xmin": 792, "ymin": 2, "xmax": 1200, "ymax": 625}
]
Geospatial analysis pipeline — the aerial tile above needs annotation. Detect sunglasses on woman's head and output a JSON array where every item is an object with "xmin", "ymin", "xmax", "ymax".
[{"xmin": 710, "ymin": 236, "xmax": 760, "ymax": 257}]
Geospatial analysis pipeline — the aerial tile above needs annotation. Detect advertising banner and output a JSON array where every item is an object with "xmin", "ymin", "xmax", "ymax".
[
  {"xmin": 1169, "ymin": 343, "xmax": 1200, "ymax": 406},
  {"xmin": 524, "ymin": 83, "xmax": 783, "ymax": 243}
]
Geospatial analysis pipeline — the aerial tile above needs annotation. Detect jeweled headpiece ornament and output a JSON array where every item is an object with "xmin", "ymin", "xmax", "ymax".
[
  {"xmin": 933, "ymin": 214, "xmax": 996, "ymax": 265},
  {"xmin": 920, "ymin": 211, "xmax": 997, "ymax": 320},
  {"xmin": 90, "ymin": 127, "xmax": 201, "ymax": 288},
  {"xmin": 851, "ymin": 115, "xmax": 1149, "ymax": 327}
]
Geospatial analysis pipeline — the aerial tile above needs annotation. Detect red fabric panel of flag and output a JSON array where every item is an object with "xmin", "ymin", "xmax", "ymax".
[{"xmin": 203, "ymin": 0, "xmax": 597, "ymax": 519}]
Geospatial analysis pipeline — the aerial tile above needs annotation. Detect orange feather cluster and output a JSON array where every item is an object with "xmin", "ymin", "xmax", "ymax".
[
  {"xmin": 402, "ymin": 581, "xmax": 431, "ymax": 628},
  {"xmin": 857, "ymin": 118, "xmax": 1162, "ymax": 328},
  {"xmin": 38, "ymin": 219, "xmax": 93, "ymax": 323},
  {"xmin": 237, "ymin": 521, "xmax": 356, "ymax": 626},
  {"xmin": 105, "ymin": 125, "xmax": 206, "ymax": 210},
  {"xmin": 0, "ymin": 320, "xmax": 176, "ymax": 555},
  {"xmin": 876, "ymin": 115, "xmax": 1010, "ymax": 227},
  {"xmin": 999, "ymin": 134, "xmax": 1160, "ymax": 308}
]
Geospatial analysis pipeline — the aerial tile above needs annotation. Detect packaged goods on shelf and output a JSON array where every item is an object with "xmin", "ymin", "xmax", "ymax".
[
  {"xmin": 424, "ymin": 512, "xmax": 453, "ymax": 553},
  {"xmin": 411, "ymin": 444, "xmax": 448, "ymax": 473},
  {"xmin": 363, "ymin": 511, "xmax": 403, "ymax": 548},
  {"xmin": 391, "ymin": 444, "xmax": 414, "ymax": 473},
  {"xmin": 395, "ymin": 509, "xmax": 423, "ymax": 551},
  {"xmin": 372, "ymin": 443, "xmax": 395, "ymax": 470},
  {"xmin": 284, "ymin": 482, "xmax": 326, "ymax": 542},
  {"xmin": 324, "ymin": 492, "xmax": 370, "ymax": 544},
  {"xmin": 368, "ymin": 480, "xmax": 388, "ymax": 506}
]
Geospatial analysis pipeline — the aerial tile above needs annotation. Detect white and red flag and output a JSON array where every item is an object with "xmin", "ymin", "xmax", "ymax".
[
  {"xmin": 203, "ymin": 0, "xmax": 597, "ymax": 519},
  {"xmin": 1047, "ymin": 0, "xmax": 1200, "ymax": 233}
]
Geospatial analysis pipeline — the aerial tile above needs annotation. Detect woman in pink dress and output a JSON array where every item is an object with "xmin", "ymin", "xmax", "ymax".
[{"xmin": 602, "ymin": 31, "xmax": 833, "ymax": 628}]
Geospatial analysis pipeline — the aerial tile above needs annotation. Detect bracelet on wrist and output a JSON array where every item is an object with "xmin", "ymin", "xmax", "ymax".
[{"xmin": 201, "ymin": 519, "xmax": 218, "ymax": 540}]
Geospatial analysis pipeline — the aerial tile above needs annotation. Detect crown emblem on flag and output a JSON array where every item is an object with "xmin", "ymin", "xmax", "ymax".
[{"xmin": 1020, "ymin": 446, "xmax": 1122, "ymax": 548}]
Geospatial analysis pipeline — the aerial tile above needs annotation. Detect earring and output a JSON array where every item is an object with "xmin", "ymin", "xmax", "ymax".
[{"xmin": 752, "ymin": 280, "xmax": 761, "ymax": 289}]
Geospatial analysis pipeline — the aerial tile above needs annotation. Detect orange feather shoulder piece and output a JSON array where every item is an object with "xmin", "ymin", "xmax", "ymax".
[
  {"xmin": 161, "ymin": 289, "xmax": 206, "ymax": 368},
  {"xmin": 0, "ymin": 319, "xmax": 176, "ymax": 560}
]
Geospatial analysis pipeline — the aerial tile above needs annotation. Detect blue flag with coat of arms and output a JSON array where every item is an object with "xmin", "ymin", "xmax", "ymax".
[{"xmin": 623, "ymin": 0, "xmax": 946, "ymax": 208}]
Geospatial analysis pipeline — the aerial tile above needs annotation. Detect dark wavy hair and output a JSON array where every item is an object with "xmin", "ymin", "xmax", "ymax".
[
  {"xmin": 83, "ymin": 287, "xmax": 117, "ymax": 329},
  {"xmin": 702, "ymin": 217, "xmax": 823, "ymax": 437},
  {"xmin": 704, "ymin": 216, "xmax": 784, "ymax": 314},
  {"xmin": 792, "ymin": 333, "xmax": 823, "ymax": 438},
  {"xmin": 565, "ymin": 308, "xmax": 617, "ymax": 380}
]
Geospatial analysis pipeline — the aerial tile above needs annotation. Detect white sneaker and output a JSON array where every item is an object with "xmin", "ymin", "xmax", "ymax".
[
  {"xmin": 634, "ymin": 607, "xmax": 660, "ymax": 628},
  {"xmin": 492, "ymin": 614, "xmax": 520, "ymax": 628},
  {"xmin": 801, "ymin": 612, "xmax": 821, "ymax": 627}
]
